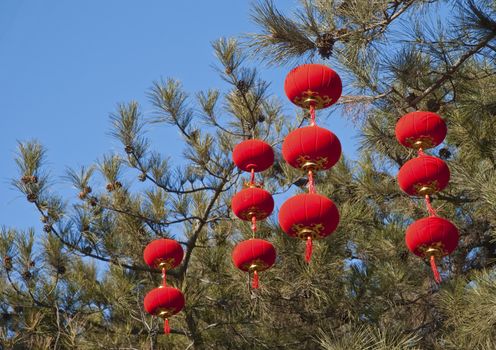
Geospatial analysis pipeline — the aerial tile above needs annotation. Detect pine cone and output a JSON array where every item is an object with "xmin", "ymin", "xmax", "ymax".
[
  {"xmin": 138, "ymin": 173, "xmax": 147, "ymax": 182},
  {"xmin": 89, "ymin": 197, "xmax": 98, "ymax": 207},
  {"xmin": 56, "ymin": 265, "xmax": 66, "ymax": 274},
  {"xmin": 43, "ymin": 224, "xmax": 52, "ymax": 233},
  {"xmin": 3, "ymin": 256, "xmax": 12, "ymax": 271},
  {"xmin": 29, "ymin": 260, "xmax": 35, "ymax": 268},
  {"xmin": 426, "ymin": 99, "xmax": 441, "ymax": 112},
  {"xmin": 315, "ymin": 33, "xmax": 335, "ymax": 59},
  {"xmin": 114, "ymin": 181, "xmax": 122, "ymax": 189},
  {"xmin": 30, "ymin": 176, "xmax": 38, "ymax": 184},
  {"xmin": 258, "ymin": 114, "xmax": 266, "ymax": 123},
  {"xmin": 21, "ymin": 175, "xmax": 31, "ymax": 184},
  {"xmin": 78, "ymin": 191, "xmax": 87, "ymax": 200},
  {"xmin": 41, "ymin": 216, "xmax": 49, "ymax": 223},
  {"xmin": 82, "ymin": 246, "xmax": 92, "ymax": 255},
  {"xmin": 124, "ymin": 145, "xmax": 134, "ymax": 154},
  {"xmin": 26, "ymin": 194, "xmax": 37, "ymax": 203},
  {"xmin": 106, "ymin": 183, "xmax": 115, "ymax": 192},
  {"xmin": 236, "ymin": 80, "xmax": 250, "ymax": 94},
  {"xmin": 22, "ymin": 271, "xmax": 32, "ymax": 280},
  {"xmin": 439, "ymin": 148, "xmax": 451, "ymax": 160}
]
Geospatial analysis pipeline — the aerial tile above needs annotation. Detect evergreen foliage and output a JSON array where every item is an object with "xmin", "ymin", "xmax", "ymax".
[{"xmin": 1, "ymin": 1, "xmax": 496, "ymax": 349}]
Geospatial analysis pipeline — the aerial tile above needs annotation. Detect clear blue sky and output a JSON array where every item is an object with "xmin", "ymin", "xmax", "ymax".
[{"xmin": 0, "ymin": 0, "xmax": 357, "ymax": 232}]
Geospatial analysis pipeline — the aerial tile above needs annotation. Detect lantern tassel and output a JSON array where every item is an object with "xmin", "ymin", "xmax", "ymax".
[
  {"xmin": 164, "ymin": 318, "xmax": 170, "ymax": 334},
  {"xmin": 430, "ymin": 255, "xmax": 442, "ymax": 284},
  {"xmin": 308, "ymin": 170, "xmax": 316, "ymax": 194},
  {"xmin": 309, "ymin": 105, "xmax": 316, "ymax": 126},
  {"xmin": 252, "ymin": 270, "xmax": 259, "ymax": 289},
  {"xmin": 251, "ymin": 216, "xmax": 257, "ymax": 237},
  {"xmin": 250, "ymin": 168, "xmax": 255, "ymax": 185},
  {"xmin": 305, "ymin": 237, "xmax": 313, "ymax": 263},
  {"xmin": 425, "ymin": 195, "xmax": 437, "ymax": 217}
]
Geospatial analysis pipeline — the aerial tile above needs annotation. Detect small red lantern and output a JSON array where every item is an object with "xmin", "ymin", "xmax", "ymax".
[
  {"xmin": 231, "ymin": 187, "xmax": 274, "ymax": 221},
  {"xmin": 232, "ymin": 139, "xmax": 274, "ymax": 173},
  {"xmin": 278, "ymin": 193, "xmax": 339, "ymax": 262},
  {"xmin": 395, "ymin": 111, "xmax": 447, "ymax": 149},
  {"xmin": 232, "ymin": 239, "xmax": 276, "ymax": 288},
  {"xmin": 397, "ymin": 155, "xmax": 450, "ymax": 196},
  {"xmin": 144, "ymin": 239, "xmax": 183, "ymax": 270},
  {"xmin": 284, "ymin": 64, "xmax": 342, "ymax": 109},
  {"xmin": 282, "ymin": 126, "xmax": 341, "ymax": 171},
  {"xmin": 144, "ymin": 287, "xmax": 185, "ymax": 334},
  {"xmin": 405, "ymin": 217, "xmax": 459, "ymax": 283}
]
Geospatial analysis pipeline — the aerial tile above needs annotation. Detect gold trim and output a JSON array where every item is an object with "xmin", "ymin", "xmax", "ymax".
[
  {"xmin": 293, "ymin": 90, "xmax": 333, "ymax": 109},
  {"xmin": 154, "ymin": 257, "xmax": 176, "ymax": 270},
  {"xmin": 296, "ymin": 155, "xmax": 329, "ymax": 171},
  {"xmin": 291, "ymin": 223, "xmax": 325, "ymax": 240},
  {"xmin": 413, "ymin": 180, "xmax": 439, "ymax": 196},
  {"xmin": 239, "ymin": 207, "xmax": 268, "ymax": 220},
  {"xmin": 156, "ymin": 307, "xmax": 176, "ymax": 318},
  {"xmin": 405, "ymin": 136, "xmax": 435, "ymax": 149},
  {"xmin": 241, "ymin": 258, "xmax": 270, "ymax": 271},
  {"xmin": 417, "ymin": 241, "xmax": 446, "ymax": 258}
]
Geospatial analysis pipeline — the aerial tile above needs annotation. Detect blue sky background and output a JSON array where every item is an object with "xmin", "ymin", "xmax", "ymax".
[{"xmin": 0, "ymin": 0, "xmax": 358, "ymax": 232}]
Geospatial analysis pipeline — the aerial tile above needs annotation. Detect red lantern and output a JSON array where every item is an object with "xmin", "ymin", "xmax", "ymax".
[
  {"xmin": 278, "ymin": 193, "xmax": 339, "ymax": 262},
  {"xmin": 282, "ymin": 126, "xmax": 341, "ymax": 171},
  {"xmin": 232, "ymin": 139, "xmax": 274, "ymax": 173},
  {"xmin": 232, "ymin": 239, "xmax": 276, "ymax": 288},
  {"xmin": 231, "ymin": 187, "xmax": 274, "ymax": 221},
  {"xmin": 144, "ymin": 287, "xmax": 185, "ymax": 334},
  {"xmin": 284, "ymin": 64, "xmax": 342, "ymax": 109},
  {"xmin": 405, "ymin": 217, "xmax": 459, "ymax": 283},
  {"xmin": 397, "ymin": 155, "xmax": 450, "ymax": 196},
  {"xmin": 144, "ymin": 239, "xmax": 183, "ymax": 270},
  {"xmin": 395, "ymin": 111, "xmax": 447, "ymax": 149}
]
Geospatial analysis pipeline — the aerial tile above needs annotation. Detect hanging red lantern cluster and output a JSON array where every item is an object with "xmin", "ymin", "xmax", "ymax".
[
  {"xmin": 279, "ymin": 64, "xmax": 342, "ymax": 262},
  {"xmin": 231, "ymin": 139, "xmax": 276, "ymax": 288},
  {"xmin": 143, "ymin": 239, "xmax": 185, "ymax": 334},
  {"xmin": 395, "ymin": 111, "xmax": 459, "ymax": 283}
]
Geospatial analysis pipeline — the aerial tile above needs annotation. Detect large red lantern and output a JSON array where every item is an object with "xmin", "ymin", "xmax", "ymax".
[
  {"xmin": 397, "ymin": 155, "xmax": 450, "ymax": 196},
  {"xmin": 395, "ymin": 111, "xmax": 447, "ymax": 149},
  {"xmin": 282, "ymin": 126, "xmax": 342, "ymax": 171},
  {"xmin": 405, "ymin": 217, "xmax": 459, "ymax": 283},
  {"xmin": 278, "ymin": 193, "xmax": 339, "ymax": 262},
  {"xmin": 232, "ymin": 239, "xmax": 276, "ymax": 288},
  {"xmin": 284, "ymin": 64, "xmax": 342, "ymax": 109},
  {"xmin": 144, "ymin": 287, "xmax": 185, "ymax": 334},
  {"xmin": 231, "ymin": 187, "xmax": 274, "ymax": 221},
  {"xmin": 232, "ymin": 139, "xmax": 274, "ymax": 173},
  {"xmin": 144, "ymin": 239, "xmax": 183, "ymax": 270}
]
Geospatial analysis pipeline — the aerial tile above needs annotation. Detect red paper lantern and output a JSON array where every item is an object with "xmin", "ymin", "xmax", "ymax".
[
  {"xmin": 405, "ymin": 216, "xmax": 459, "ymax": 283},
  {"xmin": 232, "ymin": 139, "xmax": 274, "ymax": 173},
  {"xmin": 282, "ymin": 126, "xmax": 341, "ymax": 171},
  {"xmin": 231, "ymin": 187, "xmax": 274, "ymax": 221},
  {"xmin": 144, "ymin": 286, "xmax": 185, "ymax": 334},
  {"xmin": 284, "ymin": 64, "xmax": 342, "ymax": 109},
  {"xmin": 278, "ymin": 193, "xmax": 339, "ymax": 262},
  {"xmin": 395, "ymin": 111, "xmax": 447, "ymax": 149},
  {"xmin": 232, "ymin": 239, "xmax": 276, "ymax": 288},
  {"xmin": 397, "ymin": 155, "xmax": 450, "ymax": 196},
  {"xmin": 144, "ymin": 239, "xmax": 184, "ymax": 270}
]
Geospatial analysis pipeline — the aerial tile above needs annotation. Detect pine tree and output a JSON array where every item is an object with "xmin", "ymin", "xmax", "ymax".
[{"xmin": 1, "ymin": 1, "xmax": 496, "ymax": 349}]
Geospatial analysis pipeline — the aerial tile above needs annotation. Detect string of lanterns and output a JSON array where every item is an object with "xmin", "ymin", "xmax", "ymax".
[
  {"xmin": 140, "ymin": 64, "xmax": 461, "ymax": 336},
  {"xmin": 395, "ymin": 111, "xmax": 459, "ymax": 283}
]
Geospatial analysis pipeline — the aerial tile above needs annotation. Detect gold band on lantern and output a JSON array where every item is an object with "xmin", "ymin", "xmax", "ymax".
[
  {"xmin": 414, "ymin": 180, "xmax": 439, "ymax": 196},
  {"xmin": 242, "ymin": 258, "xmax": 270, "ymax": 272},
  {"xmin": 296, "ymin": 155, "xmax": 329, "ymax": 171},
  {"xmin": 405, "ymin": 136, "xmax": 435, "ymax": 149},
  {"xmin": 156, "ymin": 307, "xmax": 176, "ymax": 319},
  {"xmin": 240, "ymin": 207, "xmax": 267, "ymax": 221},
  {"xmin": 417, "ymin": 241, "xmax": 446, "ymax": 259},
  {"xmin": 154, "ymin": 257, "xmax": 176, "ymax": 270},
  {"xmin": 293, "ymin": 90, "xmax": 333, "ymax": 109},
  {"xmin": 291, "ymin": 223, "xmax": 325, "ymax": 240}
]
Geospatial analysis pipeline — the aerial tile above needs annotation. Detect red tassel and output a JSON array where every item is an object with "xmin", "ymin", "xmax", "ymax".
[
  {"xmin": 308, "ymin": 170, "xmax": 315, "ymax": 194},
  {"xmin": 251, "ymin": 215, "xmax": 257, "ymax": 235},
  {"xmin": 250, "ymin": 168, "xmax": 255, "ymax": 185},
  {"xmin": 309, "ymin": 105, "xmax": 316, "ymax": 126},
  {"xmin": 430, "ymin": 255, "xmax": 442, "ymax": 284},
  {"xmin": 305, "ymin": 237, "xmax": 313, "ymax": 263},
  {"xmin": 252, "ymin": 270, "xmax": 259, "ymax": 289},
  {"xmin": 425, "ymin": 195, "xmax": 437, "ymax": 217},
  {"xmin": 162, "ymin": 268, "xmax": 167, "ymax": 287},
  {"xmin": 164, "ymin": 319, "xmax": 170, "ymax": 334}
]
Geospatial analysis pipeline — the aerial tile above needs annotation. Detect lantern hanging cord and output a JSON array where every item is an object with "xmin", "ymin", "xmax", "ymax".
[
  {"xmin": 417, "ymin": 148, "xmax": 426, "ymax": 157},
  {"xmin": 425, "ymin": 195, "xmax": 438, "ymax": 217},
  {"xmin": 164, "ymin": 319, "xmax": 170, "ymax": 334},
  {"xmin": 162, "ymin": 267, "xmax": 167, "ymax": 287},
  {"xmin": 251, "ymin": 215, "xmax": 257, "ymax": 237},
  {"xmin": 309, "ymin": 105, "xmax": 316, "ymax": 126},
  {"xmin": 308, "ymin": 170, "xmax": 316, "ymax": 194},
  {"xmin": 250, "ymin": 168, "xmax": 255, "ymax": 185},
  {"xmin": 430, "ymin": 255, "xmax": 442, "ymax": 284}
]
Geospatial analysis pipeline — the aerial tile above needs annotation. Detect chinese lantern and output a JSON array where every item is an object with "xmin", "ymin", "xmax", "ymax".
[
  {"xmin": 405, "ymin": 217, "xmax": 459, "ymax": 283},
  {"xmin": 144, "ymin": 286, "xmax": 185, "ymax": 334},
  {"xmin": 232, "ymin": 238, "xmax": 276, "ymax": 288},
  {"xmin": 232, "ymin": 139, "xmax": 274, "ymax": 173},
  {"xmin": 231, "ymin": 140, "xmax": 276, "ymax": 289},
  {"xmin": 395, "ymin": 111, "xmax": 447, "ymax": 149},
  {"xmin": 278, "ymin": 193, "xmax": 339, "ymax": 262},
  {"xmin": 395, "ymin": 110, "xmax": 458, "ymax": 284},
  {"xmin": 282, "ymin": 126, "xmax": 342, "ymax": 172},
  {"xmin": 231, "ymin": 187, "xmax": 274, "ymax": 222},
  {"xmin": 397, "ymin": 155, "xmax": 450, "ymax": 196},
  {"xmin": 284, "ymin": 64, "xmax": 342, "ymax": 110},
  {"xmin": 144, "ymin": 238, "xmax": 183, "ymax": 285}
]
